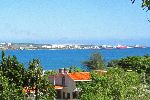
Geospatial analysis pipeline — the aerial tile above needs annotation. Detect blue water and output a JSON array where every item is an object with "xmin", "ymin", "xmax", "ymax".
[{"xmin": 1, "ymin": 48, "xmax": 150, "ymax": 70}]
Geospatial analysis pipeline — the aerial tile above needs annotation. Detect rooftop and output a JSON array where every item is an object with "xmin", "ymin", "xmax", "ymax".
[{"xmin": 68, "ymin": 72, "xmax": 90, "ymax": 81}]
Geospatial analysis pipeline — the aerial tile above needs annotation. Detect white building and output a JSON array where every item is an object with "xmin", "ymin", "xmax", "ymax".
[
  {"xmin": 49, "ymin": 68, "xmax": 91, "ymax": 99},
  {"xmin": 42, "ymin": 45, "xmax": 52, "ymax": 49}
]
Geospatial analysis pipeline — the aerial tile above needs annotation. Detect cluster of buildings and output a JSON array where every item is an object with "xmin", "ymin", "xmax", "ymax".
[{"xmin": 0, "ymin": 42, "xmax": 146, "ymax": 50}]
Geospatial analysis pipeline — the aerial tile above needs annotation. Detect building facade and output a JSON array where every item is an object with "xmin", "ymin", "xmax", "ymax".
[{"xmin": 49, "ymin": 68, "xmax": 91, "ymax": 99}]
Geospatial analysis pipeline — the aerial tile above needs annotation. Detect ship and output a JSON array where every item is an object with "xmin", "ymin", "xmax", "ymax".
[{"xmin": 116, "ymin": 44, "xmax": 127, "ymax": 49}]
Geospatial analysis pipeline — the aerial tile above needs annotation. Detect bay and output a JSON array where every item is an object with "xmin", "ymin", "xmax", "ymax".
[{"xmin": 1, "ymin": 48, "xmax": 150, "ymax": 70}]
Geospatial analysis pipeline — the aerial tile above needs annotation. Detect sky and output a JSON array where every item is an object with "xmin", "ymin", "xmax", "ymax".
[{"xmin": 0, "ymin": 0, "xmax": 150, "ymax": 45}]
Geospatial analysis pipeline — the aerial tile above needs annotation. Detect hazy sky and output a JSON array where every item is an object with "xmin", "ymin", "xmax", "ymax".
[{"xmin": 0, "ymin": 0, "xmax": 150, "ymax": 45}]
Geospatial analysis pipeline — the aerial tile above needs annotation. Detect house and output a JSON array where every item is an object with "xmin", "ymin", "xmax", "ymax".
[{"xmin": 48, "ymin": 68, "xmax": 91, "ymax": 99}]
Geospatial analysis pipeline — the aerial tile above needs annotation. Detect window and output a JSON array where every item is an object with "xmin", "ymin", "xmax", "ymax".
[
  {"xmin": 72, "ymin": 91, "xmax": 78, "ymax": 99},
  {"xmin": 67, "ymin": 93, "xmax": 70, "ymax": 99},
  {"xmin": 62, "ymin": 76, "xmax": 65, "ymax": 86},
  {"xmin": 56, "ymin": 90, "xmax": 61, "ymax": 99},
  {"xmin": 63, "ymin": 92, "xmax": 65, "ymax": 99}
]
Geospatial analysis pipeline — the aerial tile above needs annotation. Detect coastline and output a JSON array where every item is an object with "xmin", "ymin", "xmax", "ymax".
[{"xmin": 0, "ymin": 42, "xmax": 147, "ymax": 50}]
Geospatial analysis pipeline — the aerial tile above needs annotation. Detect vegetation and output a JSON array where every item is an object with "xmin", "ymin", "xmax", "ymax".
[
  {"xmin": 0, "ymin": 51, "xmax": 55, "ymax": 100},
  {"xmin": 0, "ymin": 73, "xmax": 25, "ymax": 100},
  {"xmin": 79, "ymin": 53, "xmax": 150, "ymax": 99},
  {"xmin": 0, "ymin": 51, "xmax": 25, "ymax": 100},
  {"xmin": 83, "ymin": 52, "xmax": 105, "ymax": 70},
  {"xmin": 78, "ymin": 68, "xmax": 150, "ymax": 100},
  {"xmin": 131, "ymin": 0, "xmax": 150, "ymax": 11},
  {"xmin": 68, "ymin": 66, "xmax": 83, "ymax": 72},
  {"xmin": 107, "ymin": 55, "xmax": 150, "ymax": 84},
  {"xmin": 44, "ymin": 70, "xmax": 58, "ymax": 76},
  {"xmin": 1, "ymin": 51, "xmax": 150, "ymax": 100}
]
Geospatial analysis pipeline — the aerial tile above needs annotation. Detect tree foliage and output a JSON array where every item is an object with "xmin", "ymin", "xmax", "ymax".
[
  {"xmin": 131, "ymin": 0, "xmax": 150, "ymax": 11},
  {"xmin": 0, "ymin": 51, "xmax": 25, "ymax": 86},
  {"xmin": 78, "ymin": 68, "xmax": 150, "ymax": 100},
  {"xmin": 107, "ymin": 55, "xmax": 150, "ymax": 84},
  {"xmin": 0, "ymin": 74, "xmax": 24, "ymax": 100},
  {"xmin": 68, "ymin": 66, "xmax": 83, "ymax": 72},
  {"xmin": 0, "ymin": 51, "xmax": 25, "ymax": 100},
  {"xmin": 83, "ymin": 53, "xmax": 105, "ymax": 70},
  {"xmin": 44, "ymin": 70, "xmax": 57, "ymax": 76},
  {"xmin": 25, "ymin": 59, "xmax": 56, "ymax": 100},
  {"xmin": 0, "ymin": 51, "xmax": 56, "ymax": 100},
  {"xmin": 107, "ymin": 59, "xmax": 119, "ymax": 68}
]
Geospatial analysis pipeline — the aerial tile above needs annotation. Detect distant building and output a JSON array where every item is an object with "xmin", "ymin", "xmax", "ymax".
[{"xmin": 42, "ymin": 45, "xmax": 52, "ymax": 49}]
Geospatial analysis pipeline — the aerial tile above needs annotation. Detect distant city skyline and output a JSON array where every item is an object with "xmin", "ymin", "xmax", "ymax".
[
  {"xmin": 0, "ymin": 39, "xmax": 150, "ymax": 46},
  {"xmin": 0, "ymin": 0, "xmax": 150, "ymax": 45}
]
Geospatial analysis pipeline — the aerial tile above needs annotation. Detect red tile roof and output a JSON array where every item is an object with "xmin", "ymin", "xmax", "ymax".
[{"xmin": 68, "ymin": 72, "xmax": 90, "ymax": 81}]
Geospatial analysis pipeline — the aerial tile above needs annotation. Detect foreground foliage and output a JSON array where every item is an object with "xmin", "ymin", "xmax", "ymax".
[
  {"xmin": 131, "ymin": 0, "xmax": 150, "ymax": 11},
  {"xmin": 1, "ymin": 51, "xmax": 150, "ymax": 100},
  {"xmin": 78, "ymin": 68, "xmax": 150, "ymax": 100},
  {"xmin": 0, "ymin": 51, "xmax": 25, "ymax": 100},
  {"xmin": 107, "ymin": 55, "xmax": 150, "ymax": 84},
  {"xmin": 0, "ymin": 51, "xmax": 55, "ymax": 100}
]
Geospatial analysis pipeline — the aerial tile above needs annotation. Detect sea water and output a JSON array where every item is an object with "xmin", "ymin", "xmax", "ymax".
[{"xmin": 1, "ymin": 48, "xmax": 150, "ymax": 70}]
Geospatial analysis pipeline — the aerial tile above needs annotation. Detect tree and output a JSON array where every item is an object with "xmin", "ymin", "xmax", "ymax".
[
  {"xmin": 107, "ymin": 59, "xmax": 119, "ymax": 68},
  {"xmin": 25, "ymin": 59, "xmax": 56, "ymax": 100},
  {"xmin": 44, "ymin": 70, "xmax": 57, "ymax": 76},
  {"xmin": 0, "ymin": 51, "xmax": 56, "ymax": 100},
  {"xmin": 0, "ymin": 51, "xmax": 25, "ymax": 86},
  {"xmin": 0, "ymin": 51, "xmax": 25, "ymax": 100},
  {"xmin": 0, "ymin": 75, "xmax": 25, "ymax": 100},
  {"xmin": 107, "ymin": 55, "xmax": 150, "ymax": 84},
  {"xmin": 131, "ymin": 0, "xmax": 150, "ymax": 11},
  {"xmin": 38, "ymin": 74, "xmax": 56, "ymax": 100},
  {"xmin": 118, "ymin": 56, "xmax": 145, "ymax": 72},
  {"xmin": 107, "ymin": 56, "xmax": 150, "ymax": 72},
  {"xmin": 83, "ymin": 53, "xmax": 105, "ymax": 70},
  {"xmin": 68, "ymin": 66, "xmax": 83, "ymax": 72},
  {"xmin": 78, "ymin": 68, "xmax": 150, "ymax": 100}
]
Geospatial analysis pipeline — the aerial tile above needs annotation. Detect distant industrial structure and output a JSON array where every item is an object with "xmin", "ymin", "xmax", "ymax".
[{"xmin": 0, "ymin": 42, "xmax": 146, "ymax": 50}]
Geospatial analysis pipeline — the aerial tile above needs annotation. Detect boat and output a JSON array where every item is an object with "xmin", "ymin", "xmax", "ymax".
[{"xmin": 116, "ymin": 45, "xmax": 127, "ymax": 49}]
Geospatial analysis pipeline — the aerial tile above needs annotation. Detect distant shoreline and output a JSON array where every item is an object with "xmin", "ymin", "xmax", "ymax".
[
  {"xmin": 0, "ymin": 42, "xmax": 147, "ymax": 50},
  {"xmin": 0, "ymin": 47, "xmax": 148, "ymax": 51}
]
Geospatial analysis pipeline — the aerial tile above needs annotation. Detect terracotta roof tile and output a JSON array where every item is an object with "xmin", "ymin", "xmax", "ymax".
[{"xmin": 68, "ymin": 72, "xmax": 90, "ymax": 81}]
